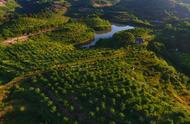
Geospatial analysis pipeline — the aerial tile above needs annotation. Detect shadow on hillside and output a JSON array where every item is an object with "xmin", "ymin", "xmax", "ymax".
[{"xmin": 15, "ymin": 0, "xmax": 50, "ymax": 14}]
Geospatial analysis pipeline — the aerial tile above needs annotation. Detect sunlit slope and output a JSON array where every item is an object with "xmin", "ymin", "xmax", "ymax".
[{"xmin": 0, "ymin": 42, "xmax": 190, "ymax": 124}]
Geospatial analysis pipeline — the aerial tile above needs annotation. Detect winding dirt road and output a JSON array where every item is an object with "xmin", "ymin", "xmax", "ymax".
[{"xmin": 1, "ymin": 28, "xmax": 56, "ymax": 45}]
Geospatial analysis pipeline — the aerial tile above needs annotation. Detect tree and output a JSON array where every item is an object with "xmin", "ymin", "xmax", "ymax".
[
  {"xmin": 114, "ymin": 31, "xmax": 135, "ymax": 46},
  {"xmin": 2, "ymin": 29, "xmax": 14, "ymax": 37}
]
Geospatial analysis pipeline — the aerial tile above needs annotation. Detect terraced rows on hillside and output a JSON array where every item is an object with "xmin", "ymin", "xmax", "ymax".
[
  {"xmin": 0, "ymin": 1, "xmax": 190, "ymax": 123},
  {"xmin": 1, "ymin": 45, "xmax": 190, "ymax": 124}
]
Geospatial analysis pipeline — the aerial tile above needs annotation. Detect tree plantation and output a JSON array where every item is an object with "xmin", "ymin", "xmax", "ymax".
[{"xmin": 0, "ymin": 0, "xmax": 190, "ymax": 124}]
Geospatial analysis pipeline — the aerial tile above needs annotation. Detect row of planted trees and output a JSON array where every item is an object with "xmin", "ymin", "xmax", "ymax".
[
  {"xmin": 0, "ymin": 15, "xmax": 69, "ymax": 38},
  {"xmin": 14, "ymin": 54, "xmax": 190, "ymax": 124}
]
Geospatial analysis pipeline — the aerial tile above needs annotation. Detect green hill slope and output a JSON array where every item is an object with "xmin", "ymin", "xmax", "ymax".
[
  {"xmin": 0, "ymin": 40, "xmax": 190, "ymax": 124},
  {"xmin": 66, "ymin": 0, "xmax": 190, "ymax": 21},
  {"xmin": 0, "ymin": 0, "xmax": 190, "ymax": 124},
  {"xmin": 121, "ymin": 0, "xmax": 190, "ymax": 19}
]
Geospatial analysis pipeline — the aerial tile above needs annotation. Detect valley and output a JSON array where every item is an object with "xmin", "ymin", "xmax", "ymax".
[{"xmin": 0, "ymin": 0, "xmax": 190, "ymax": 124}]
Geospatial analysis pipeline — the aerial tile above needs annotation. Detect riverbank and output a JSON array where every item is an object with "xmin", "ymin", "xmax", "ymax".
[{"xmin": 82, "ymin": 24, "xmax": 134, "ymax": 48}]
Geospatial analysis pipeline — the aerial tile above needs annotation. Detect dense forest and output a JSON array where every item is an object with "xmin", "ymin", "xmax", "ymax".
[{"xmin": 0, "ymin": 0, "xmax": 190, "ymax": 124}]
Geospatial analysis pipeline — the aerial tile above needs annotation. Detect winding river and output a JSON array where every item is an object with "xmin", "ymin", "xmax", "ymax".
[{"xmin": 82, "ymin": 25, "xmax": 134, "ymax": 48}]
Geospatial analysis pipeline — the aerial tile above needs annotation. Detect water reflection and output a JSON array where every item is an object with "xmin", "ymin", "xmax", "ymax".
[{"xmin": 82, "ymin": 25, "xmax": 134, "ymax": 48}]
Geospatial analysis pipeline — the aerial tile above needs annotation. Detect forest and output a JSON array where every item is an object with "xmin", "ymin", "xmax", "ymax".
[{"xmin": 0, "ymin": 0, "xmax": 190, "ymax": 124}]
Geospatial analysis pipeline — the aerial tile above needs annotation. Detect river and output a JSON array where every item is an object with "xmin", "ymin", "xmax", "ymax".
[{"xmin": 82, "ymin": 25, "xmax": 134, "ymax": 48}]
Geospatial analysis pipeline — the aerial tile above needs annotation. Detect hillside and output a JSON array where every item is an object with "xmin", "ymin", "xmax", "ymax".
[
  {"xmin": 66, "ymin": 0, "xmax": 190, "ymax": 21},
  {"xmin": 1, "ymin": 40, "xmax": 190, "ymax": 124},
  {"xmin": 0, "ymin": 0, "xmax": 190, "ymax": 124},
  {"xmin": 119, "ymin": 0, "xmax": 190, "ymax": 19}
]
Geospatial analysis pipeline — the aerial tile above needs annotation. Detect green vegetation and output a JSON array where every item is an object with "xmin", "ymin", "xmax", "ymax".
[
  {"xmin": 66, "ymin": 0, "xmax": 190, "ymax": 25},
  {"xmin": 51, "ymin": 22, "xmax": 94, "ymax": 44},
  {"xmin": 1, "ymin": 43, "xmax": 190, "ymax": 123},
  {"xmin": 116, "ymin": 0, "xmax": 190, "ymax": 20},
  {"xmin": 114, "ymin": 32, "xmax": 135, "ymax": 46},
  {"xmin": 0, "ymin": 0, "xmax": 19, "ymax": 24},
  {"xmin": 37, "ymin": 22, "xmax": 95, "ymax": 45},
  {"xmin": 0, "ymin": 16, "xmax": 69, "ymax": 40},
  {"xmin": 0, "ymin": 0, "xmax": 190, "ymax": 124},
  {"xmin": 150, "ymin": 20, "xmax": 190, "ymax": 75},
  {"xmin": 82, "ymin": 17, "xmax": 111, "ymax": 31},
  {"xmin": 157, "ymin": 21, "xmax": 190, "ymax": 53},
  {"xmin": 0, "ymin": 41, "xmax": 119, "ymax": 77},
  {"xmin": 171, "ymin": 52, "xmax": 190, "ymax": 70},
  {"xmin": 96, "ymin": 28, "xmax": 152, "ymax": 48},
  {"xmin": 0, "ymin": 78, "xmax": 3, "ymax": 84}
]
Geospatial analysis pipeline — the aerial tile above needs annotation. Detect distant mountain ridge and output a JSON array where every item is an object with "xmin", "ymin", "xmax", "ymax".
[{"xmin": 114, "ymin": 0, "xmax": 190, "ymax": 19}]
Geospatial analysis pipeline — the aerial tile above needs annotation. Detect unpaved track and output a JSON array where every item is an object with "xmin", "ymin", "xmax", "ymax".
[{"xmin": 1, "ymin": 28, "xmax": 56, "ymax": 45}]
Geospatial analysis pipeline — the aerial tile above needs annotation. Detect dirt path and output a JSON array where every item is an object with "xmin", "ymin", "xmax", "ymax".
[
  {"xmin": 1, "ymin": 28, "xmax": 56, "ymax": 45},
  {"xmin": 2, "ymin": 36, "xmax": 29, "ymax": 45}
]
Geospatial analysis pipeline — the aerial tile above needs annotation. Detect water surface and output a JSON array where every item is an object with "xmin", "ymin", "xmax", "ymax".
[{"xmin": 82, "ymin": 25, "xmax": 134, "ymax": 48}]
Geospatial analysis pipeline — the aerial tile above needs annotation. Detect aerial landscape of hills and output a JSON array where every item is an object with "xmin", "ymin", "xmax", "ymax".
[{"xmin": 0, "ymin": 0, "xmax": 190, "ymax": 124}]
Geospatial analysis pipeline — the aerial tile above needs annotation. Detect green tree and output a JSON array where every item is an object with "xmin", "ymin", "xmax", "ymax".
[{"xmin": 114, "ymin": 32, "xmax": 135, "ymax": 46}]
